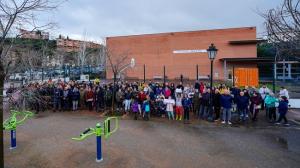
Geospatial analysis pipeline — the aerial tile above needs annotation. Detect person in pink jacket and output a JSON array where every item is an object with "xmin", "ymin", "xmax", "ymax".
[{"xmin": 164, "ymin": 87, "xmax": 171, "ymax": 98}]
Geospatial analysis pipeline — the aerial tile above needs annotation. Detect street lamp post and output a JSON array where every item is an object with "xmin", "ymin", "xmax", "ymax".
[{"xmin": 207, "ymin": 43, "xmax": 218, "ymax": 121}]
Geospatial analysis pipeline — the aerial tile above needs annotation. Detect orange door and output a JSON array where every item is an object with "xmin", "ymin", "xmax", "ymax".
[
  {"xmin": 234, "ymin": 68, "xmax": 259, "ymax": 87},
  {"xmin": 247, "ymin": 68, "xmax": 259, "ymax": 87}
]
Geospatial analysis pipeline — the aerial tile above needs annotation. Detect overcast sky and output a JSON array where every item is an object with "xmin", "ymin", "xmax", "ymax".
[{"xmin": 44, "ymin": 0, "xmax": 282, "ymax": 42}]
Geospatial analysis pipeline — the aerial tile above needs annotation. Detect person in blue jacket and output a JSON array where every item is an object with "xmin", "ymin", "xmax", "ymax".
[
  {"xmin": 220, "ymin": 90, "xmax": 233, "ymax": 124},
  {"xmin": 71, "ymin": 87, "xmax": 80, "ymax": 111},
  {"xmin": 275, "ymin": 96, "xmax": 289, "ymax": 126},
  {"xmin": 182, "ymin": 93, "xmax": 192, "ymax": 123},
  {"xmin": 236, "ymin": 91, "xmax": 249, "ymax": 122},
  {"xmin": 53, "ymin": 85, "xmax": 63, "ymax": 112}
]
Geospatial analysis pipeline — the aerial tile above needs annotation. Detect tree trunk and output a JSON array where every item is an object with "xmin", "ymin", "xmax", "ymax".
[
  {"xmin": 111, "ymin": 73, "xmax": 116, "ymax": 115},
  {"xmin": 0, "ymin": 63, "xmax": 5, "ymax": 168}
]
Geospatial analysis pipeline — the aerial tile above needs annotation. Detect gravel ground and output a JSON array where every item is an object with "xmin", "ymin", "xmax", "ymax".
[{"xmin": 3, "ymin": 110, "xmax": 300, "ymax": 168}]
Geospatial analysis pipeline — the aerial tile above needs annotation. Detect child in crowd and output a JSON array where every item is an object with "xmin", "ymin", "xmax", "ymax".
[
  {"xmin": 164, "ymin": 96, "xmax": 175, "ymax": 120},
  {"xmin": 131, "ymin": 98, "xmax": 139, "ymax": 120},
  {"xmin": 182, "ymin": 93, "xmax": 192, "ymax": 123},
  {"xmin": 143, "ymin": 96, "xmax": 151, "ymax": 121},
  {"xmin": 276, "ymin": 96, "xmax": 289, "ymax": 126},
  {"xmin": 175, "ymin": 92, "xmax": 183, "ymax": 121}
]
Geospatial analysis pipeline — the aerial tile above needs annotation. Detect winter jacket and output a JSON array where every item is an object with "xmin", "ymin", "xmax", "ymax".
[
  {"xmin": 138, "ymin": 92, "xmax": 147, "ymax": 104},
  {"xmin": 201, "ymin": 92, "xmax": 210, "ymax": 106},
  {"xmin": 115, "ymin": 91, "xmax": 124, "ymax": 103},
  {"xmin": 86, "ymin": 91, "xmax": 94, "ymax": 102},
  {"xmin": 259, "ymin": 87, "xmax": 270, "ymax": 99},
  {"xmin": 193, "ymin": 93, "xmax": 200, "ymax": 107},
  {"xmin": 96, "ymin": 88, "xmax": 104, "ymax": 102},
  {"xmin": 220, "ymin": 95, "xmax": 233, "ymax": 109},
  {"xmin": 63, "ymin": 90, "xmax": 69, "ymax": 100},
  {"xmin": 236, "ymin": 95, "xmax": 249, "ymax": 110},
  {"xmin": 250, "ymin": 96, "xmax": 261, "ymax": 105},
  {"xmin": 264, "ymin": 95, "xmax": 278, "ymax": 108},
  {"xmin": 164, "ymin": 89, "xmax": 171, "ymax": 98},
  {"xmin": 199, "ymin": 83, "xmax": 205, "ymax": 94},
  {"xmin": 213, "ymin": 93, "xmax": 221, "ymax": 107},
  {"xmin": 131, "ymin": 101, "xmax": 139, "ymax": 113},
  {"xmin": 164, "ymin": 99, "xmax": 175, "ymax": 112},
  {"xmin": 279, "ymin": 89, "xmax": 289, "ymax": 99},
  {"xmin": 278, "ymin": 100, "xmax": 289, "ymax": 114},
  {"xmin": 124, "ymin": 92, "xmax": 132, "ymax": 100},
  {"xmin": 53, "ymin": 88, "xmax": 63, "ymax": 101},
  {"xmin": 104, "ymin": 90, "xmax": 112, "ymax": 101},
  {"xmin": 182, "ymin": 98, "xmax": 192, "ymax": 108},
  {"xmin": 71, "ymin": 89, "xmax": 80, "ymax": 101},
  {"xmin": 231, "ymin": 87, "xmax": 241, "ymax": 103},
  {"xmin": 142, "ymin": 100, "xmax": 150, "ymax": 113}
]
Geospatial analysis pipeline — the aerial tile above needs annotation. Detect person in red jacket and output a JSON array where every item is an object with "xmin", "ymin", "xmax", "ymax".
[
  {"xmin": 138, "ymin": 90, "xmax": 147, "ymax": 115},
  {"xmin": 85, "ymin": 86, "xmax": 94, "ymax": 111},
  {"xmin": 199, "ymin": 82, "xmax": 205, "ymax": 94}
]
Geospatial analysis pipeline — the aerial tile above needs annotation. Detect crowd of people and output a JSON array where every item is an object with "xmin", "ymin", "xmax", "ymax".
[{"xmin": 6, "ymin": 79, "xmax": 291, "ymax": 126}]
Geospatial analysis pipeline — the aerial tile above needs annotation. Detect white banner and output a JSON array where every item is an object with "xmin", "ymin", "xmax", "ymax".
[{"xmin": 173, "ymin": 49, "xmax": 207, "ymax": 54}]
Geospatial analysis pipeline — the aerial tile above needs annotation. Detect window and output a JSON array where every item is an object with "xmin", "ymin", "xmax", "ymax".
[{"xmin": 228, "ymin": 70, "xmax": 232, "ymax": 80}]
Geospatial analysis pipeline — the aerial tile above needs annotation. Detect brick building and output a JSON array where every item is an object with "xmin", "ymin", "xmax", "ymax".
[
  {"xmin": 56, "ymin": 35, "xmax": 101, "ymax": 52},
  {"xmin": 19, "ymin": 29, "xmax": 49, "ymax": 40},
  {"xmin": 106, "ymin": 27, "xmax": 261, "ymax": 81}
]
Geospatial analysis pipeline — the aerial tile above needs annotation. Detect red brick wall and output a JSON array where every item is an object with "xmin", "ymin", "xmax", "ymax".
[{"xmin": 106, "ymin": 27, "xmax": 257, "ymax": 80}]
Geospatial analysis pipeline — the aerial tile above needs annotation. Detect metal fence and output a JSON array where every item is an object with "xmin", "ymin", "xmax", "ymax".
[
  {"xmin": 8, "ymin": 65, "xmax": 105, "ymax": 82},
  {"xmin": 126, "ymin": 63, "xmax": 223, "ymax": 82}
]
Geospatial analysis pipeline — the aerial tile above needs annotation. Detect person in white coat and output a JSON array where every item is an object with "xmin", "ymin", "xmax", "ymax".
[
  {"xmin": 164, "ymin": 96, "xmax": 175, "ymax": 120},
  {"xmin": 279, "ymin": 86, "xmax": 289, "ymax": 99},
  {"xmin": 259, "ymin": 84, "xmax": 270, "ymax": 110}
]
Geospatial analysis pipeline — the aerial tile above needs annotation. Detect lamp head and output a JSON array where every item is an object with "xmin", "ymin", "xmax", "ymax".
[{"xmin": 207, "ymin": 43, "xmax": 218, "ymax": 60}]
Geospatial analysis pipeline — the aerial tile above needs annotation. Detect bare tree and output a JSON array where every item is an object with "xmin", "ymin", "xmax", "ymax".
[
  {"xmin": 106, "ymin": 46, "xmax": 135, "ymax": 114},
  {"xmin": 97, "ymin": 45, "xmax": 106, "ymax": 68},
  {"xmin": 0, "ymin": 1, "xmax": 62, "ymax": 166},
  {"xmin": 262, "ymin": 0, "xmax": 300, "ymax": 59}
]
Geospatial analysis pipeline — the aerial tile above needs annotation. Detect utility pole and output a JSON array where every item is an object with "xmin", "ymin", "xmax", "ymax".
[{"xmin": 196, "ymin": 64, "xmax": 199, "ymax": 80}]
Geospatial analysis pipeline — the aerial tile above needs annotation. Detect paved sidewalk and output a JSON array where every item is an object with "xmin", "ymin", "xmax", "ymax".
[{"xmin": 288, "ymin": 109, "xmax": 300, "ymax": 124}]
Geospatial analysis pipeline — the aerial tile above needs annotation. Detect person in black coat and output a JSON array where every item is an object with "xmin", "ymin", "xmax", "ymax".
[
  {"xmin": 199, "ymin": 89, "xmax": 210, "ymax": 119},
  {"xmin": 230, "ymin": 86, "xmax": 241, "ymax": 104},
  {"xmin": 96, "ymin": 86, "xmax": 105, "ymax": 112},
  {"xmin": 213, "ymin": 89, "xmax": 221, "ymax": 121}
]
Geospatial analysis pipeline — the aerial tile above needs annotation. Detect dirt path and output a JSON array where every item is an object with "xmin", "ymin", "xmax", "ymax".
[{"xmin": 3, "ymin": 111, "xmax": 300, "ymax": 168}]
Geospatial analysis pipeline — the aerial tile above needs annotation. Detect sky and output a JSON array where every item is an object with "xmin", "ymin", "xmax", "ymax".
[{"xmin": 42, "ymin": 0, "xmax": 283, "ymax": 43}]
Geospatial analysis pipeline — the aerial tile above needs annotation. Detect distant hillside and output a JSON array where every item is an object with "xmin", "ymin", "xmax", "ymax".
[{"xmin": 4, "ymin": 38, "xmax": 56, "ymax": 50}]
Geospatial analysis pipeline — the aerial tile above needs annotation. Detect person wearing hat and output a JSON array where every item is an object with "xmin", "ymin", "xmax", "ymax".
[{"xmin": 275, "ymin": 96, "xmax": 289, "ymax": 126}]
